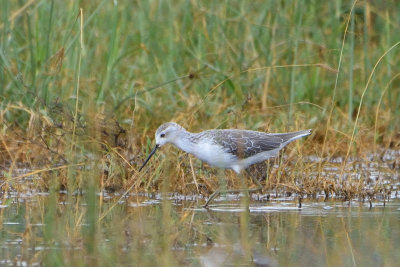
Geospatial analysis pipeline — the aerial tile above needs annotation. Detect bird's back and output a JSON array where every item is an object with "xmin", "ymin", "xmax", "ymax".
[{"xmin": 190, "ymin": 129, "xmax": 311, "ymax": 159}]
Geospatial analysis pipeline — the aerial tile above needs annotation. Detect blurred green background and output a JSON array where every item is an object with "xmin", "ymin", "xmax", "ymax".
[{"xmin": 1, "ymin": 0, "xmax": 399, "ymax": 138}]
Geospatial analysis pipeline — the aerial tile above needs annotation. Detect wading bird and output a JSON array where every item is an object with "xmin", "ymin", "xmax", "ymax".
[{"xmin": 139, "ymin": 122, "xmax": 311, "ymax": 207}]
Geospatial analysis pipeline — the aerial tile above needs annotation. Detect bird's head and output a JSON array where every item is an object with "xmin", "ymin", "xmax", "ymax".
[
  {"xmin": 154, "ymin": 122, "xmax": 183, "ymax": 147},
  {"xmin": 139, "ymin": 122, "xmax": 185, "ymax": 171}
]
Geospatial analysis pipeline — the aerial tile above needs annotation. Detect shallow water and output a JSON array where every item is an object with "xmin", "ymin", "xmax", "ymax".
[
  {"xmin": 0, "ymin": 150, "xmax": 399, "ymax": 265},
  {"xmin": 197, "ymin": 200, "xmax": 400, "ymax": 266},
  {"xmin": 0, "ymin": 191, "xmax": 399, "ymax": 266}
]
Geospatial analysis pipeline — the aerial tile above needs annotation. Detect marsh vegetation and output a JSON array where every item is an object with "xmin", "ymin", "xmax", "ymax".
[{"xmin": 1, "ymin": 0, "xmax": 399, "ymax": 265}]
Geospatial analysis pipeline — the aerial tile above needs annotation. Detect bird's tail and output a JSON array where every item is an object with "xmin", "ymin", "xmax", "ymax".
[{"xmin": 270, "ymin": 129, "xmax": 312, "ymax": 144}]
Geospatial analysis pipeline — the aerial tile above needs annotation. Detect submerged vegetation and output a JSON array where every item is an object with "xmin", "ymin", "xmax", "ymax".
[{"xmin": 0, "ymin": 0, "xmax": 399, "ymax": 265}]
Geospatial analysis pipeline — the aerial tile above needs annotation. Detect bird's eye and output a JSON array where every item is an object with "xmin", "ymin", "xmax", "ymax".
[{"xmin": 160, "ymin": 133, "xmax": 165, "ymax": 138}]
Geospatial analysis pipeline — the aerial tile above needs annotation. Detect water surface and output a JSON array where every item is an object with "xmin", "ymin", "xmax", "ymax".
[{"xmin": 1, "ymin": 191, "xmax": 399, "ymax": 266}]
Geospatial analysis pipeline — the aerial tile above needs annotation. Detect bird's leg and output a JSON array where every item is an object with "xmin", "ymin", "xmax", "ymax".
[
  {"xmin": 203, "ymin": 189, "xmax": 220, "ymax": 208},
  {"xmin": 239, "ymin": 171, "xmax": 250, "ymax": 209},
  {"xmin": 244, "ymin": 167, "xmax": 264, "ymax": 192},
  {"xmin": 203, "ymin": 169, "xmax": 226, "ymax": 208},
  {"xmin": 203, "ymin": 168, "xmax": 264, "ymax": 208},
  {"xmin": 250, "ymin": 175, "xmax": 263, "ymax": 191},
  {"xmin": 203, "ymin": 188, "xmax": 262, "ymax": 208}
]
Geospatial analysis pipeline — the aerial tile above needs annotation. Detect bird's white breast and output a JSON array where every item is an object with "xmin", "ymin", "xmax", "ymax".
[{"xmin": 190, "ymin": 141, "xmax": 237, "ymax": 169}]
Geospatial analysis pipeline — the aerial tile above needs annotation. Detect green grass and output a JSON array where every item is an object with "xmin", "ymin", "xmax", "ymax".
[
  {"xmin": 2, "ymin": 1, "xmax": 399, "ymax": 132},
  {"xmin": 1, "ymin": 0, "xmax": 400, "ymax": 265}
]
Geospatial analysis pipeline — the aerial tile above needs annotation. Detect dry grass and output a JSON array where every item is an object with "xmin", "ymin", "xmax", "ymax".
[{"xmin": 1, "ymin": 100, "xmax": 398, "ymax": 202}]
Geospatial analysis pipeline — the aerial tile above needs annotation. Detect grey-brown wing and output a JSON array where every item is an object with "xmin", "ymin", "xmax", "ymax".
[{"xmin": 211, "ymin": 130, "xmax": 285, "ymax": 159}]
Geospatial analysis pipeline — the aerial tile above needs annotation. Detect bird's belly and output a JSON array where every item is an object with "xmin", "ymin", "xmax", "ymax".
[{"xmin": 191, "ymin": 143, "xmax": 236, "ymax": 169}]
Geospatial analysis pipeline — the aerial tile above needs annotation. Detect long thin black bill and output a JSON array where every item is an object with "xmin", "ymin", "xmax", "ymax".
[{"xmin": 139, "ymin": 145, "xmax": 159, "ymax": 171}]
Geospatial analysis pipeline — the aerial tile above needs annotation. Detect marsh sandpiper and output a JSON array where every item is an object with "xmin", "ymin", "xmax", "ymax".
[{"xmin": 139, "ymin": 122, "xmax": 311, "ymax": 207}]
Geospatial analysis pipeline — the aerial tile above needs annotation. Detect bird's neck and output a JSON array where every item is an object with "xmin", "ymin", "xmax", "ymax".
[{"xmin": 173, "ymin": 130, "xmax": 195, "ymax": 154}]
